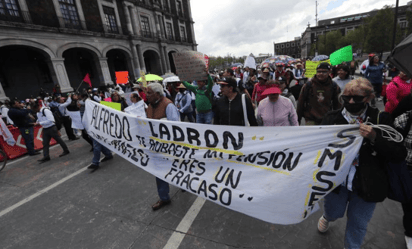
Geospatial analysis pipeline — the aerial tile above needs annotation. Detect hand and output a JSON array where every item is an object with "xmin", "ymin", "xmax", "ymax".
[{"xmin": 359, "ymin": 123, "xmax": 376, "ymax": 141}]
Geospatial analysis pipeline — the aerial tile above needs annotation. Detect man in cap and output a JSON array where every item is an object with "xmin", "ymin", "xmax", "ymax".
[
  {"xmin": 175, "ymin": 84, "xmax": 194, "ymax": 122},
  {"xmin": 145, "ymin": 82, "xmax": 179, "ymax": 211},
  {"xmin": 214, "ymin": 77, "xmax": 257, "ymax": 126},
  {"xmin": 360, "ymin": 53, "xmax": 375, "ymax": 75},
  {"xmin": 8, "ymin": 99, "xmax": 40, "ymax": 156},
  {"xmin": 275, "ymin": 63, "xmax": 286, "ymax": 79},
  {"xmin": 181, "ymin": 72, "xmax": 214, "ymax": 124},
  {"xmin": 293, "ymin": 63, "xmax": 305, "ymax": 79},
  {"xmin": 297, "ymin": 62, "xmax": 341, "ymax": 125},
  {"xmin": 91, "ymin": 88, "xmax": 101, "ymax": 102}
]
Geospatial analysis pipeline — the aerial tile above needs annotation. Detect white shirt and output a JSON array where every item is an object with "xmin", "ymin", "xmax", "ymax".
[
  {"xmin": 1, "ymin": 105, "xmax": 13, "ymax": 125},
  {"xmin": 37, "ymin": 107, "xmax": 55, "ymax": 128},
  {"xmin": 58, "ymin": 97, "xmax": 72, "ymax": 117},
  {"xmin": 124, "ymin": 100, "xmax": 147, "ymax": 117}
]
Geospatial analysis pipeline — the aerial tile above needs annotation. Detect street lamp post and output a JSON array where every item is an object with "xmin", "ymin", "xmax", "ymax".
[
  {"xmin": 392, "ymin": 0, "xmax": 400, "ymax": 50},
  {"xmin": 324, "ymin": 26, "xmax": 328, "ymax": 54}
]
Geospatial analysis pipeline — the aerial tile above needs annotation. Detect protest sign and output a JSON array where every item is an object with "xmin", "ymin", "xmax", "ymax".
[
  {"xmin": 172, "ymin": 51, "xmax": 207, "ymax": 82},
  {"xmin": 115, "ymin": 71, "xmax": 129, "ymax": 84},
  {"xmin": 67, "ymin": 111, "xmax": 84, "ymax": 130},
  {"xmin": 204, "ymin": 54, "xmax": 209, "ymax": 70},
  {"xmin": 140, "ymin": 70, "xmax": 147, "ymax": 88},
  {"xmin": 244, "ymin": 54, "xmax": 256, "ymax": 69},
  {"xmin": 305, "ymin": 59, "xmax": 331, "ymax": 78},
  {"xmin": 330, "ymin": 46, "xmax": 353, "ymax": 66},
  {"xmin": 84, "ymin": 100, "xmax": 363, "ymax": 225},
  {"xmin": 100, "ymin": 101, "xmax": 121, "ymax": 111}
]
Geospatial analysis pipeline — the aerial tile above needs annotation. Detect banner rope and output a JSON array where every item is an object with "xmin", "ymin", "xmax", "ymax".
[{"xmin": 364, "ymin": 119, "xmax": 404, "ymax": 143}]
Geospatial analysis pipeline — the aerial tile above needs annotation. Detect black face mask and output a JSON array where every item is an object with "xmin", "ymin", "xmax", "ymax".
[{"xmin": 344, "ymin": 101, "xmax": 367, "ymax": 114}]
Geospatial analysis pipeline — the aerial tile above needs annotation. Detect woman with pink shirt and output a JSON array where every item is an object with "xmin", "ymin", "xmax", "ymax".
[
  {"xmin": 257, "ymin": 85, "xmax": 298, "ymax": 126},
  {"xmin": 251, "ymin": 76, "xmax": 271, "ymax": 105},
  {"xmin": 385, "ymin": 71, "xmax": 412, "ymax": 113}
]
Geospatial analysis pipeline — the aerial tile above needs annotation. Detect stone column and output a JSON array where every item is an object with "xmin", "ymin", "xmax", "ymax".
[
  {"xmin": 123, "ymin": 4, "xmax": 133, "ymax": 35},
  {"xmin": 131, "ymin": 44, "xmax": 141, "ymax": 79},
  {"xmin": 48, "ymin": 58, "xmax": 73, "ymax": 93},
  {"xmin": 136, "ymin": 44, "xmax": 146, "ymax": 72},
  {"xmin": 0, "ymin": 82, "xmax": 8, "ymax": 101},
  {"xmin": 163, "ymin": 46, "xmax": 171, "ymax": 73},
  {"xmin": 186, "ymin": 0, "xmax": 197, "ymax": 45},
  {"xmin": 159, "ymin": 45, "xmax": 167, "ymax": 74},
  {"xmin": 130, "ymin": 6, "xmax": 139, "ymax": 36},
  {"xmin": 97, "ymin": 58, "xmax": 113, "ymax": 86}
]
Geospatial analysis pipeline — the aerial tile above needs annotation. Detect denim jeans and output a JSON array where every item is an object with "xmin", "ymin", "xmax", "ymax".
[
  {"xmin": 92, "ymin": 138, "xmax": 113, "ymax": 166},
  {"xmin": 19, "ymin": 127, "xmax": 35, "ymax": 155},
  {"xmin": 196, "ymin": 111, "xmax": 214, "ymax": 124},
  {"xmin": 323, "ymin": 187, "xmax": 376, "ymax": 249},
  {"xmin": 156, "ymin": 177, "xmax": 170, "ymax": 201}
]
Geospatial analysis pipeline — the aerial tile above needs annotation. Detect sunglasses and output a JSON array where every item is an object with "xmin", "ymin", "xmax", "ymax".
[{"xmin": 341, "ymin": 95, "xmax": 365, "ymax": 103}]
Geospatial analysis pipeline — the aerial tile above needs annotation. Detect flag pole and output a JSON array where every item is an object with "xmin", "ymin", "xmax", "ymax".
[{"xmin": 76, "ymin": 80, "xmax": 84, "ymax": 93}]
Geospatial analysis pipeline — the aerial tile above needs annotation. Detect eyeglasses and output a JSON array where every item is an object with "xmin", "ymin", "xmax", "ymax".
[
  {"xmin": 316, "ymin": 71, "xmax": 329, "ymax": 75},
  {"xmin": 341, "ymin": 95, "xmax": 365, "ymax": 103}
]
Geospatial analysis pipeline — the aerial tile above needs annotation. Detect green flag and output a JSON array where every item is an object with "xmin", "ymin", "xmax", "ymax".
[{"xmin": 330, "ymin": 45, "xmax": 353, "ymax": 66}]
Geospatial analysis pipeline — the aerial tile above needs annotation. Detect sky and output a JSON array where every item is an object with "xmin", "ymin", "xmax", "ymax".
[{"xmin": 190, "ymin": 0, "xmax": 411, "ymax": 57}]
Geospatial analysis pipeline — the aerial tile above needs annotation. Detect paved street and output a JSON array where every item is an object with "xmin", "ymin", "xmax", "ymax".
[{"xmin": 0, "ymin": 99, "xmax": 407, "ymax": 249}]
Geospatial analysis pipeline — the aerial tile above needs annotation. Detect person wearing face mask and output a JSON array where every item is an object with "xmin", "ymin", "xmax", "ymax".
[
  {"xmin": 317, "ymin": 77, "xmax": 407, "ymax": 249},
  {"xmin": 296, "ymin": 62, "xmax": 342, "ymax": 125},
  {"xmin": 385, "ymin": 71, "xmax": 412, "ymax": 114}
]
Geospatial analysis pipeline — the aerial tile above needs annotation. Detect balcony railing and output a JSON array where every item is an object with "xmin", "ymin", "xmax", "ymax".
[
  {"xmin": 103, "ymin": 24, "xmax": 119, "ymax": 34},
  {"xmin": 59, "ymin": 17, "xmax": 85, "ymax": 30},
  {"xmin": 141, "ymin": 31, "xmax": 160, "ymax": 39},
  {"xmin": 0, "ymin": 10, "xmax": 32, "ymax": 24}
]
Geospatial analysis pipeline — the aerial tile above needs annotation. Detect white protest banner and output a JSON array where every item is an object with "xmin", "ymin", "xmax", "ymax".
[
  {"xmin": 0, "ymin": 117, "xmax": 15, "ymax": 146},
  {"xmin": 172, "ymin": 51, "xmax": 207, "ymax": 82},
  {"xmin": 84, "ymin": 100, "xmax": 363, "ymax": 225},
  {"xmin": 68, "ymin": 111, "xmax": 84, "ymax": 130},
  {"xmin": 244, "ymin": 53, "xmax": 256, "ymax": 69}
]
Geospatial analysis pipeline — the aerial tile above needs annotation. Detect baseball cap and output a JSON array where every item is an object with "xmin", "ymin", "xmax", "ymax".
[
  {"xmin": 317, "ymin": 62, "xmax": 331, "ymax": 70},
  {"xmin": 217, "ymin": 77, "xmax": 237, "ymax": 88}
]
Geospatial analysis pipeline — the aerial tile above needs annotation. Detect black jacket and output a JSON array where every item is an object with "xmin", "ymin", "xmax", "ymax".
[
  {"xmin": 214, "ymin": 93, "xmax": 258, "ymax": 126},
  {"xmin": 8, "ymin": 107, "xmax": 34, "ymax": 128},
  {"xmin": 321, "ymin": 107, "xmax": 407, "ymax": 202}
]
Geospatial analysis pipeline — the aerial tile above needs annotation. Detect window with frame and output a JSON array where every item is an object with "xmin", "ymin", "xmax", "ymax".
[
  {"xmin": 59, "ymin": 0, "xmax": 81, "ymax": 29},
  {"xmin": 162, "ymin": 0, "xmax": 169, "ymax": 11},
  {"xmin": 180, "ymin": 26, "xmax": 186, "ymax": 42},
  {"xmin": 141, "ymin": 16, "xmax": 151, "ymax": 37},
  {"xmin": 166, "ymin": 22, "xmax": 173, "ymax": 40},
  {"xmin": 103, "ymin": 6, "xmax": 118, "ymax": 33},
  {"xmin": 176, "ymin": 1, "xmax": 183, "ymax": 17},
  {"xmin": 0, "ymin": 0, "xmax": 20, "ymax": 19},
  {"xmin": 291, "ymin": 43, "xmax": 295, "ymax": 47},
  {"xmin": 281, "ymin": 44, "xmax": 284, "ymax": 48},
  {"xmin": 286, "ymin": 43, "xmax": 290, "ymax": 48}
]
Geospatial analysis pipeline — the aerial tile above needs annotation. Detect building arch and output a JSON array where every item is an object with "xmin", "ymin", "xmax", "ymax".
[
  {"xmin": 57, "ymin": 42, "xmax": 102, "ymax": 58},
  {"xmin": 142, "ymin": 46, "xmax": 161, "ymax": 56},
  {"xmin": 0, "ymin": 38, "xmax": 55, "ymax": 58},
  {"xmin": 102, "ymin": 45, "xmax": 132, "ymax": 58}
]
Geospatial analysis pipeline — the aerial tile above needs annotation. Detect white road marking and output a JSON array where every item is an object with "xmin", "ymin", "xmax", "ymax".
[
  {"xmin": 163, "ymin": 197, "xmax": 206, "ymax": 249},
  {"xmin": 0, "ymin": 166, "xmax": 88, "ymax": 218}
]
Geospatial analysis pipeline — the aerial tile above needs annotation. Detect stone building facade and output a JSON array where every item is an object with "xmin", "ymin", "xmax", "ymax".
[
  {"xmin": 300, "ymin": 4, "xmax": 411, "ymax": 58},
  {"xmin": 273, "ymin": 38, "xmax": 301, "ymax": 59},
  {"xmin": 0, "ymin": 0, "xmax": 197, "ymax": 100}
]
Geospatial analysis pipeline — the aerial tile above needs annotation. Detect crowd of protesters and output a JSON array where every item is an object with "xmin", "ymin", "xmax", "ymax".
[{"xmin": 1, "ymin": 52, "xmax": 412, "ymax": 249}]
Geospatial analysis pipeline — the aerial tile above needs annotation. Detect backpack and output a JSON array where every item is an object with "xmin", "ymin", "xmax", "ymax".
[{"xmin": 42, "ymin": 107, "xmax": 62, "ymax": 130}]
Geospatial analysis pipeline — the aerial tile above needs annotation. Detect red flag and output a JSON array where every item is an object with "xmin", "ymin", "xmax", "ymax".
[{"xmin": 83, "ymin": 73, "xmax": 92, "ymax": 87}]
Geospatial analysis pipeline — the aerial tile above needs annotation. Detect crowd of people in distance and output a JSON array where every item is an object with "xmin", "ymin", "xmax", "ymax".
[{"xmin": 2, "ymin": 52, "xmax": 412, "ymax": 249}]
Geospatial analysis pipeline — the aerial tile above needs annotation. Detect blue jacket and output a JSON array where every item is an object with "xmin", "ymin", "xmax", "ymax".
[{"xmin": 365, "ymin": 63, "xmax": 385, "ymax": 84}]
